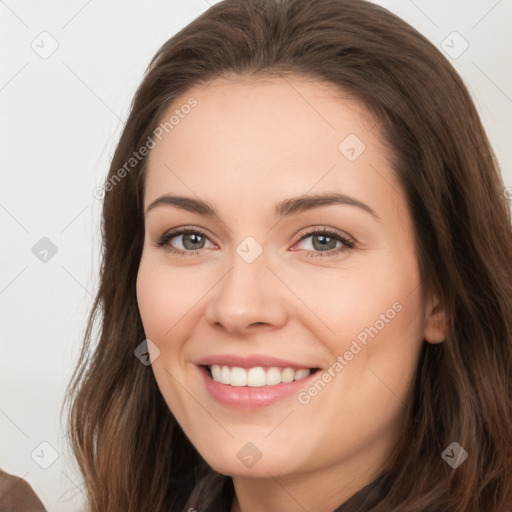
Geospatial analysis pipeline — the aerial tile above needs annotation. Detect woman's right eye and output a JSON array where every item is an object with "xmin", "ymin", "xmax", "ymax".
[{"xmin": 155, "ymin": 228, "xmax": 215, "ymax": 256}]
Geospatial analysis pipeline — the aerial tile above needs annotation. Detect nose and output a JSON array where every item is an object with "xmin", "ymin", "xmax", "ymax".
[{"xmin": 204, "ymin": 245, "xmax": 289, "ymax": 336}]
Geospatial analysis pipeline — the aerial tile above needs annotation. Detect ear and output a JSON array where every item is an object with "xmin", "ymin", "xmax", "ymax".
[{"xmin": 423, "ymin": 294, "xmax": 447, "ymax": 344}]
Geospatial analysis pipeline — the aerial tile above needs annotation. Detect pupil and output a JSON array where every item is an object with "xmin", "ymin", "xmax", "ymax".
[
  {"xmin": 313, "ymin": 234, "xmax": 336, "ymax": 251},
  {"xmin": 183, "ymin": 233, "xmax": 204, "ymax": 250}
]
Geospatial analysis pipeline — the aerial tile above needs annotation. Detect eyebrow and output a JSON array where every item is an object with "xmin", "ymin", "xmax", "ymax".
[{"xmin": 145, "ymin": 192, "xmax": 379, "ymax": 220}]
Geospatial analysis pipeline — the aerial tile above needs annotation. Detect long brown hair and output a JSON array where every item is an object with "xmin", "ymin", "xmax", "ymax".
[{"xmin": 65, "ymin": 0, "xmax": 512, "ymax": 510}]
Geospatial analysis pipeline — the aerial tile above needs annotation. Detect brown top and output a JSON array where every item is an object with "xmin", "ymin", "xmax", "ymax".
[{"xmin": 0, "ymin": 469, "xmax": 46, "ymax": 512}]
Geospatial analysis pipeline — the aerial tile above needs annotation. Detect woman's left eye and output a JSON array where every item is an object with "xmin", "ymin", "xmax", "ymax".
[
  {"xmin": 155, "ymin": 227, "xmax": 355, "ymax": 258},
  {"xmin": 293, "ymin": 229, "xmax": 355, "ymax": 257}
]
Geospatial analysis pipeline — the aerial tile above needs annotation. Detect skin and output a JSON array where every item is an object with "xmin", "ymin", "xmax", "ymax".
[{"xmin": 136, "ymin": 74, "xmax": 446, "ymax": 512}]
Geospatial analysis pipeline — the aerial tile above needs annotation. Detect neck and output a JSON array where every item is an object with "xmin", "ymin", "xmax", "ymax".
[{"xmin": 230, "ymin": 455, "xmax": 387, "ymax": 512}]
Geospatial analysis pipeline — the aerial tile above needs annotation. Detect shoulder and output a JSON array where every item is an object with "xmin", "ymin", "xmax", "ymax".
[{"xmin": 0, "ymin": 468, "xmax": 46, "ymax": 512}]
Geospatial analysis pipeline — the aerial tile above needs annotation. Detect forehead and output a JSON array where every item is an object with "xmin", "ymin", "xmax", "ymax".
[{"xmin": 144, "ymin": 74, "xmax": 401, "ymax": 217}]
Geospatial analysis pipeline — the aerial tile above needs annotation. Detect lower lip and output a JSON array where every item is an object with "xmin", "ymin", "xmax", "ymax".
[{"xmin": 198, "ymin": 366, "xmax": 319, "ymax": 409}]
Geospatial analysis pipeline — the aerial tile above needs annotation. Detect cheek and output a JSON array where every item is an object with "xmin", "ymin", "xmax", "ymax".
[
  {"xmin": 338, "ymin": 248, "xmax": 423, "ymax": 349},
  {"xmin": 283, "ymin": 260, "xmax": 423, "ymax": 352},
  {"xmin": 312, "ymin": 251, "xmax": 425, "ymax": 401},
  {"xmin": 136, "ymin": 248, "xmax": 218, "ymax": 339},
  {"xmin": 135, "ymin": 261, "xmax": 192, "ymax": 408},
  {"xmin": 136, "ymin": 259, "xmax": 182, "ymax": 342},
  {"xmin": 323, "ymin": 279, "xmax": 425, "ymax": 428}
]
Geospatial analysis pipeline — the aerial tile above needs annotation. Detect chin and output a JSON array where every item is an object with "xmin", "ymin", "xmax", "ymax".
[{"xmin": 197, "ymin": 442, "xmax": 302, "ymax": 479}]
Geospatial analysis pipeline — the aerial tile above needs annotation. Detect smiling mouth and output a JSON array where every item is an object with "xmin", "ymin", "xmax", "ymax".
[{"xmin": 203, "ymin": 364, "xmax": 320, "ymax": 387}]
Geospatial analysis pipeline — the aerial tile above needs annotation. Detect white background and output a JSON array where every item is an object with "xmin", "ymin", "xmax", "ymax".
[{"xmin": 1, "ymin": 1, "xmax": 511, "ymax": 510}]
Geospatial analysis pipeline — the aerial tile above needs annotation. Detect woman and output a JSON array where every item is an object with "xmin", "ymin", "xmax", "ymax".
[{"xmin": 66, "ymin": 0, "xmax": 512, "ymax": 510}]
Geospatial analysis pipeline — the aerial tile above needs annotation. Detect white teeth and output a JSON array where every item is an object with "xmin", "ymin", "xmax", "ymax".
[
  {"xmin": 230, "ymin": 367, "xmax": 247, "ymax": 387},
  {"xmin": 266, "ymin": 367, "xmax": 282, "ymax": 385},
  {"xmin": 211, "ymin": 364, "xmax": 222, "ymax": 382},
  {"xmin": 281, "ymin": 368, "xmax": 295, "ymax": 383},
  {"xmin": 209, "ymin": 365, "xmax": 312, "ymax": 387},
  {"xmin": 247, "ymin": 367, "xmax": 266, "ymax": 387},
  {"xmin": 221, "ymin": 365, "xmax": 231, "ymax": 384},
  {"xmin": 294, "ymin": 368, "xmax": 310, "ymax": 380}
]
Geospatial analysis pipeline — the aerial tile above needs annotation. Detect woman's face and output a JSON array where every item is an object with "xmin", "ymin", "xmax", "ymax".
[{"xmin": 136, "ymin": 74, "xmax": 437, "ymax": 496}]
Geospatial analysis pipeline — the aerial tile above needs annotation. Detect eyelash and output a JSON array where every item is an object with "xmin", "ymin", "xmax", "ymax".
[{"xmin": 155, "ymin": 227, "xmax": 355, "ymax": 258}]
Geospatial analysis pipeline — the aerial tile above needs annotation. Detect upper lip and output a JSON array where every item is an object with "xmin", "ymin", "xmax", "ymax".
[{"xmin": 195, "ymin": 354, "xmax": 318, "ymax": 370}]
